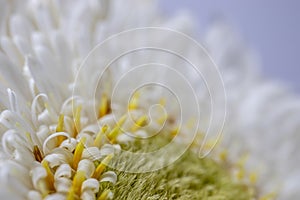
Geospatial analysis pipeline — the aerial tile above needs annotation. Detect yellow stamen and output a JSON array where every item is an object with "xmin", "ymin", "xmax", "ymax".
[
  {"xmin": 157, "ymin": 113, "xmax": 168, "ymax": 125},
  {"xmin": 131, "ymin": 115, "xmax": 148, "ymax": 132},
  {"xmin": 117, "ymin": 114, "xmax": 127, "ymax": 127},
  {"xmin": 74, "ymin": 105, "xmax": 82, "ymax": 137},
  {"xmin": 203, "ymin": 139, "xmax": 217, "ymax": 150},
  {"xmin": 15, "ymin": 122, "xmax": 21, "ymax": 128},
  {"xmin": 235, "ymin": 154, "xmax": 249, "ymax": 181},
  {"xmin": 107, "ymin": 115, "xmax": 127, "ymax": 143},
  {"xmin": 129, "ymin": 91, "xmax": 140, "ymax": 110},
  {"xmin": 73, "ymin": 137, "xmax": 86, "ymax": 170},
  {"xmin": 56, "ymin": 114, "xmax": 66, "ymax": 145},
  {"xmin": 98, "ymin": 189, "xmax": 111, "ymax": 200},
  {"xmin": 156, "ymin": 98, "xmax": 167, "ymax": 124},
  {"xmin": 219, "ymin": 150, "xmax": 228, "ymax": 162},
  {"xmin": 70, "ymin": 170, "xmax": 86, "ymax": 197},
  {"xmin": 107, "ymin": 126, "xmax": 120, "ymax": 143},
  {"xmin": 186, "ymin": 118, "xmax": 196, "ymax": 130},
  {"xmin": 41, "ymin": 160, "xmax": 54, "ymax": 190},
  {"xmin": 99, "ymin": 94, "xmax": 110, "ymax": 118},
  {"xmin": 249, "ymin": 171, "xmax": 258, "ymax": 184},
  {"xmin": 236, "ymin": 168, "xmax": 245, "ymax": 180},
  {"xmin": 26, "ymin": 132, "xmax": 33, "ymax": 144},
  {"xmin": 66, "ymin": 188, "xmax": 76, "ymax": 200},
  {"xmin": 170, "ymin": 126, "xmax": 179, "ymax": 137},
  {"xmin": 159, "ymin": 98, "xmax": 166, "ymax": 107},
  {"xmin": 33, "ymin": 145, "xmax": 43, "ymax": 162},
  {"xmin": 93, "ymin": 154, "xmax": 113, "ymax": 179},
  {"xmin": 94, "ymin": 125, "xmax": 108, "ymax": 147},
  {"xmin": 56, "ymin": 114, "xmax": 65, "ymax": 132}
]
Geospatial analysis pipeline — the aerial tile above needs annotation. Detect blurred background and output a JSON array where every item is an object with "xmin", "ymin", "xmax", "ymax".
[{"xmin": 159, "ymin": 0, "xmax": 300, "ymax": 92}]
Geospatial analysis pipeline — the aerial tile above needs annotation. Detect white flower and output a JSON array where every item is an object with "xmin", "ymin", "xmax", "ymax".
[{"xmin": 0, "ymin": 0, "xmax": 299, "ymax": 200}]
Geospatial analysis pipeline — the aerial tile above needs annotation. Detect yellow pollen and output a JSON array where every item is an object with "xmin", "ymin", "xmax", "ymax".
[
  {"xmin": 129, "ymin": 91, "xmax": 140, "ymax": 110},
  {"xmin": 41, "ymin": 160, "xmax": 55, "ymax": 190},
  {"xmin": 99, "ymin": 94, "xmax": 109, "ymax": 118},
  {"xmin": 33, "ymin": 145, "xmax": 43, "ymax": 162},
  {"xmin": 56, "ymin": 114, "xmax": 66, "ymax": 145},
  {"xmin": 93, "ymin": 154, "xmax": 113, "ymax": 179},
  {"xmin": 131, "ymin": 115, "xmax": 148, "ymax": 132},
  {"xmin": 98, "ymin": 189, "xmax": 111, "ymax": 200},
  {"xmin": 94, "ymin": 125, "xmax": 108, "ymax": 147},
  {"xmin": 73, "ymin": 137, "xmax": 86, "ymax": 170},
  {"xmin": 74, "ymin": 105, "xmax": 82, "ymax": 137}
]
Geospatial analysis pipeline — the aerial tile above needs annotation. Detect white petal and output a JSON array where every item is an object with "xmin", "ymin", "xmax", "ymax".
[
  {"xmin": 55, "ymin": 163, "xmax": 72, "ymax": 179},
  {"xmin": 99, "ymin": 144, "xmax": 120, "ymax": 156},
  {"xmin": 7, "ymin": 88, "xmax": 18, "ymax": 113},
  {"xmin": 36, "ymin": 125, "xmax": 50, "ymax": 146},
  {"xmin": 117, "ymin": 133, "xmax": 134, "ymax": 143},
  {"xmin": 80, "ymin": 190, "xmax": 96, "ymax": 200},
  {"xmin": 82, "ymin": 147, "xmax": 102, "ymax": 161},
  {"xmin": 0, "ymin": 160, "xmax": 32, "ymax": 190},
  {"xmin": 30, "ymin": 164, "xmax": 47, "ymax": 189},
  {"xmin": 0, "ymin": 37, "xmax": 22, "ymax": 66},
  {"xmin": 81, "ymin": 178, "xmax": 99, "ymax": 193},
  {"xmin": 9, "ymin": 14, "xmax": 33, "ymax": 40},
  {"xmin": 44, "ymin": 193, "xmax": 66, "ymax": 200},
  {"xmin": 43, "ymin": 153, "xmax": 66, "ymax": 168},
  {"xmin": 60, "ymin": 138, "xmax": 78, "ymax": 152},
  {"xmin": 28, "ymin": 190, "xmax": 42, "ymax": 200},
  {"xmin": 81, "ymin": 124, "xmax": 100, "ymax": 136},
  {"xmin": 78, "ymin": 159, "xmax": 95, "ymax": 178},
  {"xmin": 13, "ymin": 36, "xmax": 32, "ymax": 56},
  {"xmin": 43, "ymin": 132, "xmax": 70, "ymax": 155},
  {"xmin": 54, "ymin": 177, "xmax": 72, "ymax": 193},
  {"xmin": 99, "ymin": 171, "xmax": 117, "ymax": 184}
]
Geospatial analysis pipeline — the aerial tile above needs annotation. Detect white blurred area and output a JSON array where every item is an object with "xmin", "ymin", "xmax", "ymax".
[{"xmin": 159, "ymin": 0, "xmax": 300, "ymax": 92}]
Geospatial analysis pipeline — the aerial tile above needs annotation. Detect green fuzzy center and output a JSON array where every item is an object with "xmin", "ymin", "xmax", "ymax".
[{"xmin": 99, "ymin": 136, "xmax": 256, "ymax": 200}]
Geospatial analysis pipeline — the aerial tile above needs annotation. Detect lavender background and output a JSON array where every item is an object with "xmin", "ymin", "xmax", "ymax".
[{"xmin": 159, "ymin": 0, "xmax": 300, "ymax": 92}]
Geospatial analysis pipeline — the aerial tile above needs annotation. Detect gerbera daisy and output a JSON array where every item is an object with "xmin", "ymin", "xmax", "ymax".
[{"xmin": 0, "ymin": 0, "xmax": 299, "ymax": 200}]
